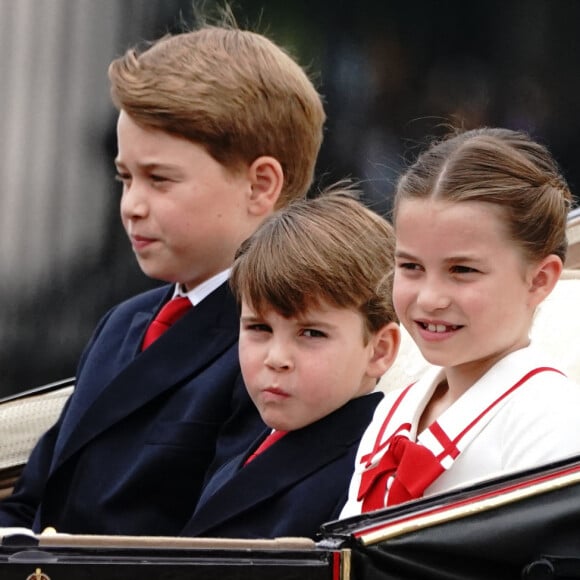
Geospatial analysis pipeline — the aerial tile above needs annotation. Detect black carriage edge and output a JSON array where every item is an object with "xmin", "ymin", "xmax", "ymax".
[{"xmin": 1, "ymin": 453, "xmax": 580, "ymax": 579}]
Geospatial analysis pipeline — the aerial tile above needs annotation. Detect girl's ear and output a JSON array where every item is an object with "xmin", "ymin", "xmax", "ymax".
[
  {"xmin": 366, "ymin": 322, "xmax": 401, "ymax": 379},
  {"xmin": 247, "ymin": 156, "xmax": 284, "ymax": 217},
  {"xmin": 528, "ymin": 254, "xmax": 563, "ymax": 308}
]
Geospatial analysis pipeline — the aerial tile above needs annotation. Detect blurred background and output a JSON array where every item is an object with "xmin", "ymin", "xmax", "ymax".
[{"xmin": 1, "ymin": 0, "xmax": 579, "ymax": 396}]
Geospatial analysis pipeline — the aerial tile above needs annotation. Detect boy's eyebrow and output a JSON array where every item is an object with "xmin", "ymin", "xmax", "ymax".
[
  {"xmin": 240, "ymin": 312, "xmax": 336, "ymax": 329},
  {"xmin": 240, "ymin": 314, "xmax": 263, "ymax": 323},
  {"xmin": 114, "ymin": 159, "xmax": 181, "ymax": 172},
  {"xmin": 294, "ymin": 317, "xmax": 336, "ymax": 330}
]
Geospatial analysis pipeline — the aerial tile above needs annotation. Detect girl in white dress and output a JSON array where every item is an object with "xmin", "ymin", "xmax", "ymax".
[{"xmin": 342, "ymin": 127, "xmax": 580, "ymax": 517}]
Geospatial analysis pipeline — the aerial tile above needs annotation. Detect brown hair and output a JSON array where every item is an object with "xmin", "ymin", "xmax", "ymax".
[
  {"xmin": 108, "ymin": 26, "xmax": 325, "ymax": 208},
  {"xmin": 230, "ymin": 187, "xmax": 398, "ymax": 342},
  {"xmin": 394, "ymin": 127, "xmax": 573, "ymax": 262}
]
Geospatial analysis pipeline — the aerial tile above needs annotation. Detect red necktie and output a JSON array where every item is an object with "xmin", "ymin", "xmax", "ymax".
[
  {"xmin": 244, "ymin": 430, "xmax": 287, "ymax": 465},
  {"xmin": 357, "ymin": 434, "xmax": 444, "ymax": 511},
  {"xmin": 141, "ymin": 296, "xmax": 192, "ymax": 350}
]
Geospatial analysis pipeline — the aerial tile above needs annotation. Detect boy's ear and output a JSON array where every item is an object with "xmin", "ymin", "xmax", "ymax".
[
  {"xmin": 247, "ymin": 156, "xmax": 284, "ymax": 216},
  {"xmin": 366, "ymin": 322, "xmax": 401, "ymax": 380},
  {"xmin": 527, "ymin": 254, "xmax": 563, "ymax": 308}
]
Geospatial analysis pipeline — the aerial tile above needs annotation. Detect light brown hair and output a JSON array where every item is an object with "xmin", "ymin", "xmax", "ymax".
[
  {"xmin": 108, "ymin": 26, "xmax": 325, "ymax": 207},
  {"xmin": 395, "ymin": 127, "xmax": 573, "ymax": 262},
  {"xmin": 230, "ymin": 187, "xmax": 398, "ymax": 342}
]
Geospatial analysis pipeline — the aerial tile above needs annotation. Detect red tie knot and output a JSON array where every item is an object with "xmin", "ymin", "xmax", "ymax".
[
  {"xmin": 141, "ymin": 296, "xmax": 192, "ymax": 350},
  {"xmin": 155, "ymin": 296, "xmax": 192, "ymax": 325}
]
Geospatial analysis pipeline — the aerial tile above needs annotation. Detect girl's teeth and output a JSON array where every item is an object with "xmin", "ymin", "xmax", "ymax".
[{"xmin": 427, "ymin": 323, "xmax": 447, "ymax": 332}]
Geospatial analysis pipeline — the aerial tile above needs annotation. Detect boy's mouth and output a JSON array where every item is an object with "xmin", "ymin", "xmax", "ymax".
[
  {"xmin": 130, "ymin": 234, "xmax": 158, "ymax": 252},
  {"xmin": 263, "ymin": 386, "xmax": 290, "ymax": 398}
]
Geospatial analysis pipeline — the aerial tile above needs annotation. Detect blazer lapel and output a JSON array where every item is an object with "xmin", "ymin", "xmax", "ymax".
[
  {"xmin": 53, "ymin": 283, "xmax": 239, "ymax": 469},
  {"xmin": 184, "ymin": 393, "xmax": 382, "ymax": 536},
  {"xmin": 52, "ymin": 287, "xmax": 171, "ymax": 461}
]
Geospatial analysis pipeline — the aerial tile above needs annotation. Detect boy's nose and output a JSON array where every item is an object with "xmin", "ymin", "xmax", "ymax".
[
  {"xmin": 264, "ymin": 343, "xmax": 293, "ymax": 371},
  {"xmin": 120, "ymin": 183, "xmax": 148, "ymax": 219}
]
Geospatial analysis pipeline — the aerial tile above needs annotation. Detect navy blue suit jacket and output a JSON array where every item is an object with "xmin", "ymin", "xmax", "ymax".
[
  {"xmin": 0, "ymin": 282, "xmax": 265, "ymax": 535},
  {"xmin": 180, "ymin": 392, "xmax": 383, "ymax": 539}
]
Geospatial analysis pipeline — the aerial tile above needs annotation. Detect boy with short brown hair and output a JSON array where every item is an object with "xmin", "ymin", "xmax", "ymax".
[
  {"xmin": 181, "ymin": 190, "xmax": 400, "ymax": 539},
  {"xmin": 0, "ymin": 22, "xmax": 325, "ymax": 536},
  {"xmin": 109, "ymin": 25, "xmax": 324, "ymax": 208}
]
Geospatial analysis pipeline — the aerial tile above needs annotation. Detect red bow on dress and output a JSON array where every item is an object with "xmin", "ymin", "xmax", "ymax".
[{"xmin": 357, "ymin": 433, "xmax": 445, "ymax": 511}]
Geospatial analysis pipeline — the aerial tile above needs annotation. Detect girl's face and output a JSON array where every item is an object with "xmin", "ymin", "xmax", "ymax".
[{"xmin": 393, "ymin": 198, "xmax": 541, "ymax": 390}]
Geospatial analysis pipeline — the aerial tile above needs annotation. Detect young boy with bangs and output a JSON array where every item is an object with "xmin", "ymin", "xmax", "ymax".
[
  {"xmin": 180, "ymin": 190, "xmax": 400, "ymax": 540},
  {"xmin": 0, "ymin": 22, "xmax": 325, "ymax": 536}
]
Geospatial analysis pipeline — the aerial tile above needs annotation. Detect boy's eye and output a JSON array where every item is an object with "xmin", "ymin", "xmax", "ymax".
[
  {"xmin": 451, "ymin": 265, "xmax": 479, "ymax": 274},
  {"xmin": 150, "ymin": 174, "xmax": 169, "ymax": 184},
  {"xmin": 245, "ymin": 323, "xmax": 271, "ymax": 333},
  {"xmin": 301, "ymin": 328, "xmax": 327, "ymax": 338},
  {"xmin": 114, "ymin": 172, "xmax": 131, "ymax": 185}
]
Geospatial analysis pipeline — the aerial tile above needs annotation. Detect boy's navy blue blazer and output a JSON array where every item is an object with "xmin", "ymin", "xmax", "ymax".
[
  {"xmin": 180, "ymin": 391, "xmax": 383, "ymax": 539},
  {"xmin": 0, "ymin": 282, "xmax": 265, "ymax": 535}
]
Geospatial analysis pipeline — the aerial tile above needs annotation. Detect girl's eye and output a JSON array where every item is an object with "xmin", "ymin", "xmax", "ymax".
[
  {"xmin": 302, "ymin": 328, "xmax": 326, "ymax": 338},
  {"xmin": 398, "ymin": 262, "xmax": 422, "ymax": 271}
]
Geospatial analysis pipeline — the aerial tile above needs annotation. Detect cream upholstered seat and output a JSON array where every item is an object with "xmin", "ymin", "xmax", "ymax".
[{"xmin": 0, "ymin": 379, "xmax": 74, "ymax": 499}]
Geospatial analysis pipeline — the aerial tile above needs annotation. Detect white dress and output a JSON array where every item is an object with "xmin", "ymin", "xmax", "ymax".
[{"xmin": 341, "ymin": 344, "xmax": 580, "ymax": 518}]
